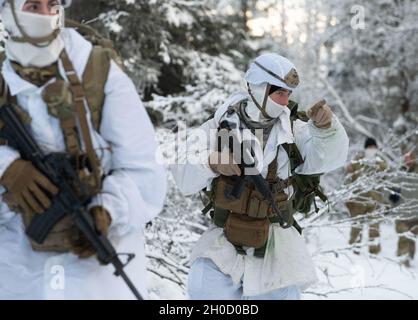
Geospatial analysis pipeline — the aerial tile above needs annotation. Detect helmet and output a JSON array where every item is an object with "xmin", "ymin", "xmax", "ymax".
[
  {"xmin": 243, "ymin": 53, "xmax": 299, "ymax": 119},
  {"xmin": 245, "ymin": 53, "xmax": 300, "ymax": 91}
]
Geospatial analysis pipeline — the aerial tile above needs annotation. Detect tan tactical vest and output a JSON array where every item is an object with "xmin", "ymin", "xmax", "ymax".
[
  {"xmin": 0, "ymin": 21, "xmax": 122, "ymax": 252},
  {"xmin": 204, "ymin": 100, "xmax": 327, "ymax": 257}
]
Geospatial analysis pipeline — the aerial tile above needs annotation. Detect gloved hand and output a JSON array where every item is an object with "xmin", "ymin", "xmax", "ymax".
[
  {"xmin": 69, "ymin": 206, "xmax": 112, "ymax": 259},
  {"xmin": 307, "ymin": 99, "xmax": 333, "ymax": 129},
  {"xmin": 0, "ymin": 159, "xmax": 59, "ymax": 215},
  {"xmin": 209, "ymin": 151, "xmax": 241, "ymax": 176}
]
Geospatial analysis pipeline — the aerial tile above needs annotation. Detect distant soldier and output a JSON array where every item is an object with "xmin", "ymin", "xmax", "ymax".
[
  {"xmin": 345, "ymin": 138, "xmax": 387, "ymax": 254},
  {"xmin": 395, "ymin": 151, "xmax": 418, "ymax": 267}
]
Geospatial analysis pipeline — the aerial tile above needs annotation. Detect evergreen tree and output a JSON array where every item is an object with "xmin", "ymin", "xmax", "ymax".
[{"xmin": 68, "ymin": 0, "xmax": 256, "ymax": 126}]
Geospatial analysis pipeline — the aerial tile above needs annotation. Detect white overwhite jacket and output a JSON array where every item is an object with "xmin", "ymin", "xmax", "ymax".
[
  {"xmin": 170, "ymin": 92, "xmax": 349, "ymax": 296},
  {"xmin": 0, "ymin": 29, "xmax": 167, "ymax": 299}
]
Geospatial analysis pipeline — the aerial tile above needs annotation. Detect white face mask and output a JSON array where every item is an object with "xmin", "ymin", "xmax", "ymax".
[
  {"xmin": 265, "ymin": 97, "xmax": 286, "ymax": 118},
  {"xmin": 365, "ymin": 147, "xmax": 378, "ymax": 159},
  {"xmin": 248, "ymin": 83, "xmax": 287, "ymax": 119},
  {"xmin": 1, "ymin": 1, "xmax": 64, "ymax": 67}
]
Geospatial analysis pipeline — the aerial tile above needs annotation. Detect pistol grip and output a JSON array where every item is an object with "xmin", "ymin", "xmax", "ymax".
[{"xmin": 26, "ymin": 200, "xmax": 67, "ymax": 244}]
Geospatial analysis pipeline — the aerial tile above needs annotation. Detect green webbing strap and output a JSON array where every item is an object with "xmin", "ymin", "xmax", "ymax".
[
  {"xmin": 212, "ymin": 207, "xmax": 230, "ymax": 228},
  {"xmin": 201, "ymin": 201, "xmax": 213, "ymax": 216},
  {"xmin": 282, "ymin": 143, "xmax": 304, "ymax": 173}
]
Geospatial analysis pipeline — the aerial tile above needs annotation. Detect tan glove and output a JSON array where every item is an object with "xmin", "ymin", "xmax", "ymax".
[
  {"xmin": 0, "ymin": 159, "xmax": 59, "ymax": 215},
  {"xmin": 69, "ymin": 206, "xmax": 112, "ymax": 259},
  {"xmin": 307, "ymin": 99, "xmax": 333, "ymax": 129},
  {"xmin": 209, "ymin": 151, "xmax": 241, "ymax": 176}
]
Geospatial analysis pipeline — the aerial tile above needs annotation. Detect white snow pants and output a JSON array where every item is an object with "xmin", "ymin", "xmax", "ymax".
[{"xmin": 188, "ymin": 257, "xmax": 301, "ymax": 300}]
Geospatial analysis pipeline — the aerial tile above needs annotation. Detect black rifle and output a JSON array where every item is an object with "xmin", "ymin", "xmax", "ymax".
[
  {"xmin": 218, "ymin": 120, "xmax": 291, "ymax": 229},
  {"xmin": 0, "ymin": 104, "xmax": 142, "ymax": 300}
]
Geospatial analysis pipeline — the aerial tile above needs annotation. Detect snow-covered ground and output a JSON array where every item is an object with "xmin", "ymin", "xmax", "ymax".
[
  {"xmin": 147, "ymin": 219, "xmax": 418, "ymax": 300},
  {"xmin": 305, "ymin": 221, "xmax": 418, "ymax": 300}
]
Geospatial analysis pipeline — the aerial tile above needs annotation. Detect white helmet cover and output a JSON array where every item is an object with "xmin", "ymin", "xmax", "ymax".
[
  {"xmin": 243, "ymin": 53, "xmax": 300, "ymax": 119},
  {"xmin": 245, "ymin": 53, "xmax": 300, "ymax": 91}
]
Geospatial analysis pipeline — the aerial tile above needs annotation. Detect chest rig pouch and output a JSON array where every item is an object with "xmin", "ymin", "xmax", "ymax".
[
  {"xmin": 209, "ymin": 103, "xmax": 298, "ymax": 251},
  {"xmin": 212, "ymin": 149, "xmax": 295, "ymax": 251}
]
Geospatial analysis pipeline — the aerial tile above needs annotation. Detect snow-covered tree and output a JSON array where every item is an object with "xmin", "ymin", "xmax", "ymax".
[{"xmin": 68, "ymin": 0, "xmax": 256, "ymax": 126}]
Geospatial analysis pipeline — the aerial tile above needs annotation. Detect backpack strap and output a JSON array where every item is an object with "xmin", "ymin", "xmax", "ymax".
[
  {"xmin": 282, "ymin": 143, "xmax": 304, "ymax": 173},
  {"xmin": 82, "ymin": 46, "xmax": 113, "ymax": 131},
  {"xmin": 65, "ymin": 19, "xmax": 124, "ymax": 132},
  {"xmin": 0, "ymin": 37, "xmax": 114, "ymax": 165},
  {"xmin": 266, "ymin": 147, "xmax": 279, "ymax": 182},
  {"xmin": 60, "ymin": 49, "xmax": 102, "ymax": 191}
]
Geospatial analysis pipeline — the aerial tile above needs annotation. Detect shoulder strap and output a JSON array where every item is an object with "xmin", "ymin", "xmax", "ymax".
[
  {"xmin": 266, "ymin": 148, "xmax": 279, "ymax": 182},
  {"xmin": 283, "ymin": 100, "xmax": 307, "ymax": 172},
  {"xmin": 66, "ymin": 19, "xmax": 123, "ymax": 131},
  {"xmin": 82, "ymin": 46, "xmax": 113, "ymax": 131},
  {"xmin": 61, "ymin": 49, "xmax": 102, "ymax": 191},
  {"xmin": 282, "ymin": 143, "xmax": 304, "ymax": 173}
]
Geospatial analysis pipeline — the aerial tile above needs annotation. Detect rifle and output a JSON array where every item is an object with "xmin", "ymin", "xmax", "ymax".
[
  {"xmin": 0, "ymin": 104, "xmax": 142, "ymax": 300},
  {"xmin": 218, "ymin": 120, "xmax": 294, "ymax": 230}
]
